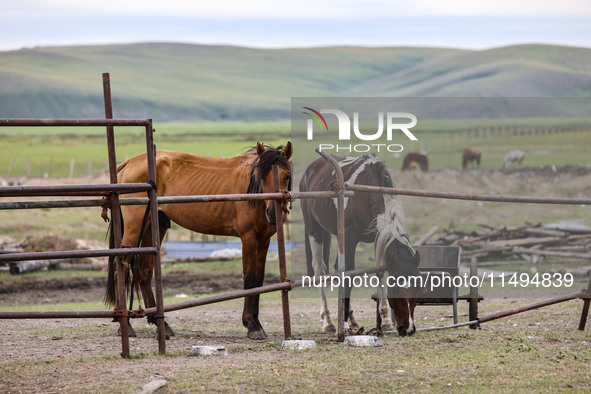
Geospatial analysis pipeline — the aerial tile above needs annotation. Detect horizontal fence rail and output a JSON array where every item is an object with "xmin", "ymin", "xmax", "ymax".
[
  {"xmin": 0, "ymin": 310, "xmax": 117, "ymax": 320},
  {"xmin": 0, "ymin": 190, "xmax": 354, "ymax": 210},
  {"xmin": 0, "ymin": 183, "xmax": 153, "ymax": 197},
  {"xmin": 0, "ymin": 118, "xmax": 151, "ymax": 127},
  {"xmin": 347, "ymin": 184, "xmax": 591, "ymax": 205},
  {"xmin": 0, "ymin": 247, "xmax": 158, "ymax": 262}
]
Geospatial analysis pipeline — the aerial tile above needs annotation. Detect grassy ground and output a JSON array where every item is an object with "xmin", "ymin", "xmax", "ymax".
[{"xmin": 1, "ymin": 291, "xmax": 590, "ymax": 393}]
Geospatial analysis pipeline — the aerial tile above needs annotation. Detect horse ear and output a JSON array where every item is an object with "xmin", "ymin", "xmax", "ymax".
[
  {"xmin": 282, "ymin": 141, "xmax": 292, "ymax": 160},
  {"xmin": 256, "ymin": 141, "xmax": 265, "ymax": 156}
]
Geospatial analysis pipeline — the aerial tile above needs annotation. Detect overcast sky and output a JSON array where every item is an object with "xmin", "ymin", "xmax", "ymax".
[{"xmin": 1, "ymin": 0, "xmax": 590, "ymax": 51}]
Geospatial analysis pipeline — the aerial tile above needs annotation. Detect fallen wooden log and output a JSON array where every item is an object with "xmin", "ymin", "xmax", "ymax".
[
  {"xmin": 457, "ymin": 224, "xmax": 534, "ymax": 246},
  {"xmin": 50, "ymin": 259, "xmax": 106, "ymax": 271},
  {"xmin": 512, "ymin": 247, "xmax": 591, "ymax": 260},
  {"xmin": 9, "ymin": 260, "xmax": 47, "ymax": 274},
  {"xmin": 487, "ymin": 236, "xmax": 565, "ymax": 248},
  {"xmin": 547, "ymin": 245, "xmax": 590, "ymax": 252},
  {"xmin": 524, "ymin": 227, "xmax": 568, "ymax": 237}
]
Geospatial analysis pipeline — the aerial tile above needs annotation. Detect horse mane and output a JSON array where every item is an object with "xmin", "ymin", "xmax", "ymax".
[
  {"xmin": 246, "ymin": 144, "xmax": 291, "ymax": 206},
  {"xmin": 342, "ymin": 155, "xmax": 412, "ymax": 261},
  {"xmin": 372, "ymin": 160, "xmax": 415, "ymax": 268}
]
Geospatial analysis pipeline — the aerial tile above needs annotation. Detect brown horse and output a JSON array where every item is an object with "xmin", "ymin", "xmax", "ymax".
[
  {"xmin": 300, "ymin": 155, "xmax": 421, "ymax": 336},
  {"xmin": 105, "ymin": 142, "xmax": 292, "ymax": 340},
  {"xmin": 401, "ymin": 152, "xmax": 428, "ymax": 172},
  {"xmin": 462, "ymin": 148, "xmax": 481, "ymax": 170}
]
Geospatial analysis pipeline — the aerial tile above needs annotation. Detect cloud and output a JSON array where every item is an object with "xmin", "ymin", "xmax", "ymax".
[
  {"xmin": 1, "ymin": 1, "xmax": 589, "ymax": 51},
  {"xmin": 5, "ymin": 0, "xmax": 591, "ymax": 20}
]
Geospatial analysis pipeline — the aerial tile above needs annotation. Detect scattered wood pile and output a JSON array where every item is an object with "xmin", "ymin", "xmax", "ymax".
[
  {"xmin": 0, "ymin": 236, "xmax": 107, "ymax": 274},
  {"xmin": 419, "ymin": 221, "xmax": 591, "ymax": 264}
]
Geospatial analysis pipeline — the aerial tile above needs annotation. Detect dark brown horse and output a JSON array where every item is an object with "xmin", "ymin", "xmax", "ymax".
[
  {"xmin": 401, "ymin": 152, "xmax": 429, "ymax": 172},
  {"xmin": 462, "ymin": 148, "xmax": 481, "ymax": 170},
  {"xmin": 300, "ymin": 155, "xmax": 420, "ymax": 336},
  {"xmin": 105, "ymin": 142, "xmax": 292, "ymax": 340}
]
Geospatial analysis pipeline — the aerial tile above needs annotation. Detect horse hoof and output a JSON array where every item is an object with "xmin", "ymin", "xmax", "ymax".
[
  {"xmin": 117, "ymin": 325, "xmax": 137, "ymax": 337},
  {"xmin": 323, "ymin": 324, "xmax": 336, "ymax": 334},
  {"xmin": 348, "ymin": 325, "xmax": 364, "ymax": 335},
  {"xmin": 247, "ymin": 329, "xmax": 267, "ymax": 340},
  {"xmin": 165, "ymin": 325, "xmax": 175, "ymax": 337},
  {"xmin": 381, "ymin": 324, "xmax": 396, "ymax": 333}
]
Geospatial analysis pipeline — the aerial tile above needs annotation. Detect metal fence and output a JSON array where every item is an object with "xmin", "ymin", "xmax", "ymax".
[{"xmin": 1, "ymin": 74, "xmax": 590, "ymax": 359}]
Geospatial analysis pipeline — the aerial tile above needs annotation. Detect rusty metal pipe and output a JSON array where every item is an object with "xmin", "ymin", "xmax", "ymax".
[
  {"xmin": 315, "ymin": 149, "xmax": 347, "ymax": 342},
  {"xmin": 478, "ymin": 292, "xmax": 585, "ymax": 324},
  {"xmin": 347, "ymin": 184, "xmax": 591, "ymax": 205},
  {"xmin": 102, "ymin": 72, "xmax": 130, "ymax": 358},
  {"xmin": 0, "ymin": 191, "xmax": 354, "ymax": 211},
  {"xmin": 0, "ymin": 247, "xmax": 157, "ymax": 262},
  {"xmin": 144, "ymin": 120, "xmax": 166, "ymax": 355},
  {"xmin": 0, "ymin": 310, "xmax": 116, "ymax": 319},
  {"xmin": 272, "ymin": 165, "xmax": 292, "ymax": 339},
  {"xmin": 142, "ymin": 282, "xmax": 293, "ymax": 315},
  {"xmin": 0, "ymin": 118, "xmax": 150, "ymax": 127},
  {"xmin": 0, "ymin": 183, "xmax": 152, "ymax": 197}
]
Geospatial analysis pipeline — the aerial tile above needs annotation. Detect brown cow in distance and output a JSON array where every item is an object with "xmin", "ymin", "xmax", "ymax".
[
  {"xmin": 462, "ymin": 148, "xmax": 481, "ymax": 170},
  {"xmin": 401, "ymin": 152, "xmax": 428, "ymax": 172}
]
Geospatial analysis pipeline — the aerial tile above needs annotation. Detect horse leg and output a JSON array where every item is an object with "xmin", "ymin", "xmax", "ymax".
[
  {"xmin": 250, "ymin": 237, "xmax": 270, "ymax": 336},
  {"xmin": 241, "ymin": 233, "xmax": 267, "ymax": 340},
  {"xmin": 377, "ymin": 272, "xmax": 396, "ymax": 333},
  {"xmin": 309, "ymin": 233, "xmax": 335, "ymax": 334},
  {"xmin": 344, "ymin": 242, "xmax": 360, "ymax": 333},
  {"xmin": 115, "ymin": 203, "xmax": 150, "ymax": 337},
  {"xmin": 137, "ymin": 213, "xmax": 175, "ymax": 338},
  {"xmin": 114, "ymin": 255, "xmax": 137, "ymax": 338}
]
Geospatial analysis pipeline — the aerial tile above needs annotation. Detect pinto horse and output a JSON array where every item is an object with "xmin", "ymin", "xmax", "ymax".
[
  {"xmin": 300, "ymin": 154, "xmax": 421, "ymax": 336},
  {"xmin": 104, "ymin": 142, "xmax": 292, "ymax": 340}
]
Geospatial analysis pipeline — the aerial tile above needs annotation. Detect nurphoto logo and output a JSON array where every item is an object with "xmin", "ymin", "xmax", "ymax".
[{"xmin": 302, "ymin": 106, "xmax": 418, "ymax": 153}]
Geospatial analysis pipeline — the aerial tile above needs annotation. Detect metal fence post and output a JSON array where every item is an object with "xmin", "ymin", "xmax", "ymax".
[
  {"xmin": 272, "ymin": 165, "xmax": 292, "ymax": 339},
  {"xmin": 103, "ymin": 72, "xmax": 131, "ymax": 358}
]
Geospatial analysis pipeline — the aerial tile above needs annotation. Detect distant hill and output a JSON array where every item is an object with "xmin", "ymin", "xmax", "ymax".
[{"xmin": 1, "ymin": 43, "xmax": 590, "ymax": 121}]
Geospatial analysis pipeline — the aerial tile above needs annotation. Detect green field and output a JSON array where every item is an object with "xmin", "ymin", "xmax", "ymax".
[
  {"xmin": 0, "ymin": 121, "xmax": 291, "ymax": 177},
  {"xmin": 1, "ymin": 118, "xmax": 590, "ymax": 178}
]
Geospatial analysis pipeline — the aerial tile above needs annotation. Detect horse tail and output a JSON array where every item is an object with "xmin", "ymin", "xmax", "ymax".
[{"xmin": 104, "ymin": 209, "xmax": 126, "ymax": 307}]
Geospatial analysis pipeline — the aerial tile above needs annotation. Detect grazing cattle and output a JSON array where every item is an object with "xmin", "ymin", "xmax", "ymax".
[
  {"xmin": 462, "ymin": 149, "xmax": 481, "ymax": 170},
  {"xmin": 503, "ymin": 150, "xmax": 525, "ymax": 169},
  {"xmin": 402, "ymin": 152, "xmax": 428, "ymax": 172},
  {"xmin": 104, "ymin": 142, "xmax": 292, "ymax": 340},
  {"xmin": 300, "ymin": 154, "xmax": 421, "ymax": 336}
]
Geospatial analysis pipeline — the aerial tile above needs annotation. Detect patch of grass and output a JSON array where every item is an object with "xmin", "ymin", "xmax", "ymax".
[{"xmin": 0, "ymin": 268, "xmax": 105, "ymax": 282}]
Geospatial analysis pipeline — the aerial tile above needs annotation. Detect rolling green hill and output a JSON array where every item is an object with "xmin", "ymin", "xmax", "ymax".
[{"xmin": 1, "ymin": 43, "xmax": 591, "ymax": 121}]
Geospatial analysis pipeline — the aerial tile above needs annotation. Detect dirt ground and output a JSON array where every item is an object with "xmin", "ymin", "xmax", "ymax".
[
  {"xmin": 1, "ymin": 286, "xmax": 590, "ymax": 393},
  {"xmin": 1, "ymin": 165, "xmax": 591, "ymax": 392}
]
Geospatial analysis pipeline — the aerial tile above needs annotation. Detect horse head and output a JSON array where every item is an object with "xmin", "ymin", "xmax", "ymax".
[
  {"xmin": 385, "ymin": 238, "xmax": 421, "ymax": 337},
  {"xmin": 248, "ymin": 141, "xmax": 292, "ymax": 225}
]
